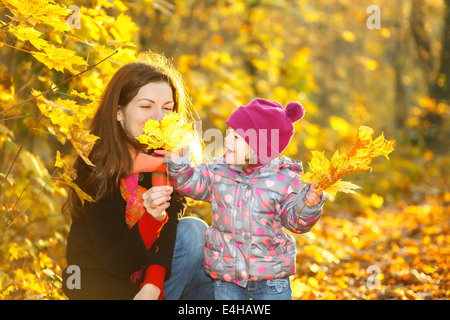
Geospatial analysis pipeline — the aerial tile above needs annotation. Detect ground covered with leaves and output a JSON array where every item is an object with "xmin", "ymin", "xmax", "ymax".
[
  {"xmin": 292, "ymin": 195, "xmax": 449, "ymax": 300},
  {"xmin": 1, "ymin": 195, "xmax": 448, "ymax": 300}
]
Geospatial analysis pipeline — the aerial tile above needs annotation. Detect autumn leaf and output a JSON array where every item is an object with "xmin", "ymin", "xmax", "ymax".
[
  {"xmin": 136, "ymin": 112, "xmax": 195, "ymax": 152},
  {"xmin": 66, "ymin": 36, "xmax": 118, "ymax": 57},
  {"xmin": 67, "ymin": 124, "xmax": 99, "ymax": 167},
  {"xmin": 36, "ymin": 90, "xmax": 98, "ymax": 162},
  {"xmin": 109, "ymin": 13, "xmax": 138, "ymax": 43},
  {"xmin": 54, "ymin": 150, "xmax": 76, "ymax": 180},
  {"xmin": 34, "ymin": 91, "xmax": 97, "ymax": 129},
  {"xmin": 301, "ymin": 126, "xmax": 395, "ymax": 197},
  {"xmin": 137, "ymin": 117, "xmax": 164, "ymax": 149},
  {"xmin": 323, "ymin": 179, "xmax": 362, "ymax": 196},
  {"xmin": 54, "ymin": 151, "xmax": 95, "ymax": 206},
  {"xmin": 31, "ymin": 45, "xmax": 87, "ymax": 73},
  {"xmin": 9, "ymin": 23, "xmax": 48, "ymax": 50},
  {"xmin": 4, "ymin": 0, "xmax": 70, "ymax": 32}
]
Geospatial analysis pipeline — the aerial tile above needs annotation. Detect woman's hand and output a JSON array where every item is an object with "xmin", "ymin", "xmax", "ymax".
[
  {"xmin": 143, "ymin": 185, "xmax": 173, "ymax": 221},
  {"xmin": 305, "ymin": 183, "xmax": 322, "ymax": 208},
  {"xmin": 133, "ymin": 283, "xmax": 161, "ymax": 300}
]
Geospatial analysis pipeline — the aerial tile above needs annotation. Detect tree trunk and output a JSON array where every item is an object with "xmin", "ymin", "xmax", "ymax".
[
  {"xmin": 430, "ymin": 0, "xmax": 450, "ymax": 102},
  {"xmin": 411, "ymin": 0, "xmax": 450, "ymax": 153}
]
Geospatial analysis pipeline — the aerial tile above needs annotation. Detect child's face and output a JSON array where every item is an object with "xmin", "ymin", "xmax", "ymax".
[{"xmin": 224, "ymin": 129, "xmax": 251, "ymax": 165}]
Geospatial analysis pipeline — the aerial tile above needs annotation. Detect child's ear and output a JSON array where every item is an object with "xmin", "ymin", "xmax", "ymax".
[{"xmin": 247, "ymin": 145, "xmax": 258, "ymax": 165}]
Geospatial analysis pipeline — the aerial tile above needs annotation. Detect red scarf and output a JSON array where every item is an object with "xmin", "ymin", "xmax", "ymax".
[{"xmin": 120, "ymin": 151, "xmax": 169, "ymax": 228}]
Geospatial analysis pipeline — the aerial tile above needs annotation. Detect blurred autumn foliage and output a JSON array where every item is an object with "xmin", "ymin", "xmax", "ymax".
[{"xmin": 0, "ymin": 0, "xmax": 449, "ymax": 300}]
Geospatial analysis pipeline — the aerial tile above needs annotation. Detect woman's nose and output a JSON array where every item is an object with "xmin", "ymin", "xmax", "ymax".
[{"xmin": 153, "ymin": 106, "xmax": 164, "ymax": 121}]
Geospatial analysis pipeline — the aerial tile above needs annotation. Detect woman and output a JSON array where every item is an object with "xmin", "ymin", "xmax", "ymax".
[{"xmin": 61, "ymin": 53, "xmax": 213, "ymax": 300}]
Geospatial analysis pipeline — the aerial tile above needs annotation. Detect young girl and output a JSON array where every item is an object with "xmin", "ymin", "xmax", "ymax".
[{"xmin": 164, "ymin": 98, "xmax": 324, "ymax": 300}]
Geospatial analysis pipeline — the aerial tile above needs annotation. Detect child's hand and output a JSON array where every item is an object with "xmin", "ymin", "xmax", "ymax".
[
  {"xmin": 153, "ymin": 148, "xmax": 185, "ymax": 159},
  {"xmin": 305, "ymin": 182, "xmax": 322, "ymax": 208}
]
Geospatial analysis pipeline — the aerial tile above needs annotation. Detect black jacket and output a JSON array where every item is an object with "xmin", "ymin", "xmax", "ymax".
[{"xmin": 62, "ymin": 172, "xmax": 186, "ymax": 299}]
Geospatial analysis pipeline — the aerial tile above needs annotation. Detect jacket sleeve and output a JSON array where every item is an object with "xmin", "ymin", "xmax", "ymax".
[
  {"xmin": 144, "ymin": 194, "xmax": 186, "ymax": 279},
  {"xmin": 280, "ymin": 184, "xmax": 324, "ymax": 234},
  {"xmin": 140, "ymin": 194, "xmax": 186, "ymax": 299},
  {"xmin": 138, "ymin": 211, "xmax": 168, "ymax": 250},
  {"xmin": 167, "ymin": 149, "xmax": 213, "ymax": 202}
]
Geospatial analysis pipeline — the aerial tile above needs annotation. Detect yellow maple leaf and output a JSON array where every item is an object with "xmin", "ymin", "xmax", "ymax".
[
  {"xmin": 137, "ymin": 112, "xmax": 195, "ymax": 152},
  {"xmin": 31, "ymin": 45, "xmax": 87, "ymax": 73},
  {"xmin": 54, "ymin": 151, "xmax": 76, "ymax": 180},
  {"xmin": 9, "ymin": 23, "xmax": 48, "ymax": 50},
  {"xmin": 4, "ymin": 0, "xmax": 70, "ymax": 32},
  {"xmin": 137, "ymin": 118, "xmax": 164, "ymax": 149},
  {"xmin": 34, "ymin": 92, "xmax": 77, "ymax": 137},
  {"xmin": 67, "ymin": 124, "xmax": 99, "ymax": 167},
  {"xmin": 54, "ymin": 151, "xmax": 95, "ymax": 206},
  {"xmin": 109, "ymin": 13, "xmax": 138, "ymax": 43},
  {"xmin": 301, "ymin": 126, "xmax": 395, "ymax": 197}
]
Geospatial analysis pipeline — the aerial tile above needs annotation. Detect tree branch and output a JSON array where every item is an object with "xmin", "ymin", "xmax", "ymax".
[
  {"xmin": 0, "ymin": 50, "xmax": 117, "ymax": 186},
  {"xmin": 0, "ymin": 168, "xmax": 59, "ymax": 238},
  {"xmin": 0, "ymin": 50, "xmax": 118, "ymax": 117}
]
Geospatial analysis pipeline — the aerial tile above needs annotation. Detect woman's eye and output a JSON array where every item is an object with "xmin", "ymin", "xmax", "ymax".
[{"xmin": 141, "ymin": 105, "xmax": 151, "ymax": 109}]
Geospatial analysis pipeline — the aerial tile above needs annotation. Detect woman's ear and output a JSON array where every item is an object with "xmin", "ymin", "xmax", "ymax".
[{"xmin": 117, "ymin": 107, "xmax": 124, "ymax": 122}]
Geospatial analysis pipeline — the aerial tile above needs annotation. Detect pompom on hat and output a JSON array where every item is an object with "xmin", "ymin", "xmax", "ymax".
[
  {"xmin": 285, "ymin": 101, "xmax": 305, "ymax": 122},
  {"xmin": 226, "ymin": 98, "xmax": 305, "ymax": 164}
]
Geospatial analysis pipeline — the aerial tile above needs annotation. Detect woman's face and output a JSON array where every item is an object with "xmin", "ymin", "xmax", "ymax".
[{"xmin": 117, "ymin": 81, "xmax": 174, "ymax": 138}]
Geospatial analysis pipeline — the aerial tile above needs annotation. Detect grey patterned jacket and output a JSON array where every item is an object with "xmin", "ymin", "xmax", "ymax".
[{"xmin": 167, "ymin": 152, "xmax": 324, "ymax": 288}]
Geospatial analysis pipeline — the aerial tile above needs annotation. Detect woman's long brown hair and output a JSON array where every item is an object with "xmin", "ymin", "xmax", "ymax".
[{"xmin": 63, "ymin": 53, "xmax": 193, "ymax": 217}]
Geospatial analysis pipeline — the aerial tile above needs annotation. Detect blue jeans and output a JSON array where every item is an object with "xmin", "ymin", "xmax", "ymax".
[
  {"xmin": 163, "ymin": 217, "xmax": 214, "ymax": 300},
  {"xmin": 214, "ymin": 277, "xmax": 292, "ymax": 300}
]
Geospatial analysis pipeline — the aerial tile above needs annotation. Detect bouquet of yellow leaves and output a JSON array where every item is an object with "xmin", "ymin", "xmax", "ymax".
[
  {"xmin": 300, "ymin": 126, "xmax": 395, "ymax": 198},
  {"xmin": 136, "ymin": 112, "xmax": 195, "ymax": 152},
  {"xmin": 136, "ymin": 112, "xmax": 196, "ymax": 186}
]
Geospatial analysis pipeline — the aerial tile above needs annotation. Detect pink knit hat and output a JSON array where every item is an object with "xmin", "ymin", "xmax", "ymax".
[{"xmin": 225, "ymin": 98, "xmax": 305, "ymax": 164}]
